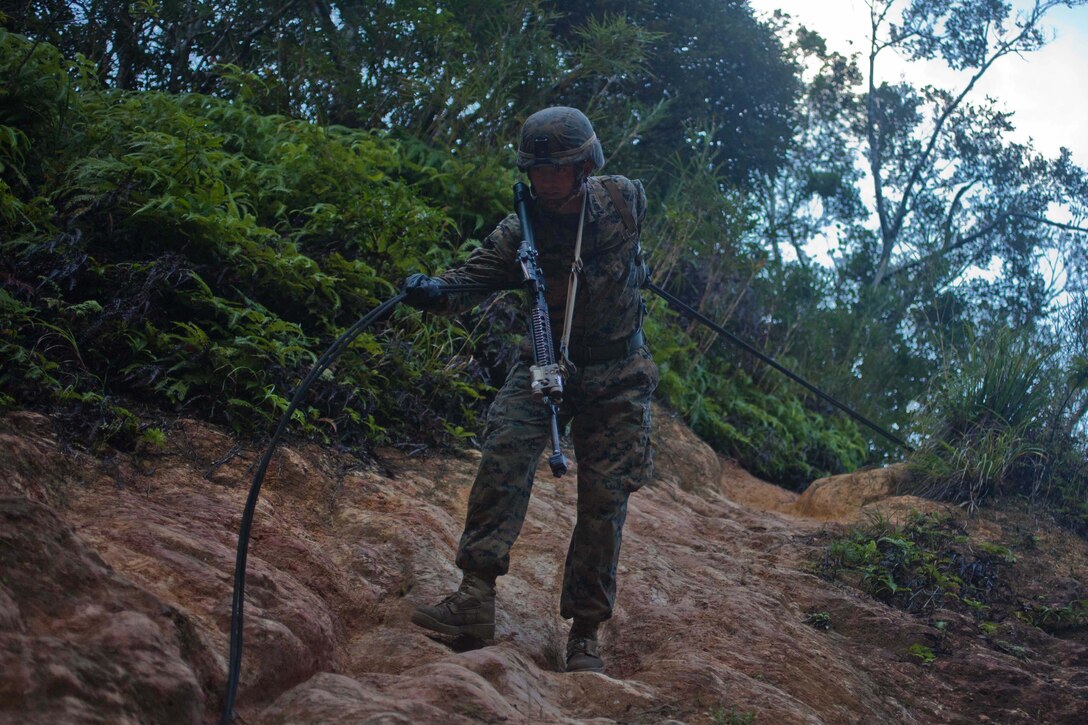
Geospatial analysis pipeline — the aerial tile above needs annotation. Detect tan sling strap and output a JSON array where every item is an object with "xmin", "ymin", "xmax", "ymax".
[
  {"xmin": 557, "ymin": 191, "xmax": 588, "ymax": 372},
  {"xmin": 600, "ymin": 177, "xmax": 637, "ymax": 235}
]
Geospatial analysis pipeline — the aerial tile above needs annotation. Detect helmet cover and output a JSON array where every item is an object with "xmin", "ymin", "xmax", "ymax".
[{"xmin": 516, "ymin": 107, "xmax": 605, "ymax": 172}]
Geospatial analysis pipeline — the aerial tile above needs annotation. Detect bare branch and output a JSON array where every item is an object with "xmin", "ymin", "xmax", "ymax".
[
  {"xmin": 886, "ymin": 209, "xmax": 1088, "ymax": 281},
  {"xmin": 868, "ymin": 0, "xmax": 1071, "ymax": 286}
]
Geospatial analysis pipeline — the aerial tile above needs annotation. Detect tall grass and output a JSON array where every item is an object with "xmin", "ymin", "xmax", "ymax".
[{"xmin": 909, "ymin": 330, "xmax": 1055, "ymax": 509}]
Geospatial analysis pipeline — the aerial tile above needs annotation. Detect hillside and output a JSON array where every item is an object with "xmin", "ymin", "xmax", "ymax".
[{"xmin": 2, "ymin": 406, "xmax": 1087, "ymax": 724}]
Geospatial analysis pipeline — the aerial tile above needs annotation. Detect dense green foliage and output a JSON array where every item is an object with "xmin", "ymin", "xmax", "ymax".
[
  {"xmin": 646, "ymin": 300, "xmax": 866, "ymax": 486},
  {"xmin": 2, "ymin": 0, "xmax": 798, "ymax": 178},
  {"xmin": 0, "ymin": 28, "xmax": 511, "ymax": 448},
  {"xmin": 909, "ymin": 332, "xmax": 1053, "ymax": 505},
  {"xmin": 0, "ymin": 22, "xmax": 862, "ymax": 481},
  {"xmin": 545, "ymin": 0, "xmax": 800, "ymax": 182},
  {"xmin": 2, "ymin": 0, "xmax": 1087, "ymax": 500}
]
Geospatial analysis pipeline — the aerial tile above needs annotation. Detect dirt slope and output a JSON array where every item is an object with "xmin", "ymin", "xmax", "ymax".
[{"xmin": 2, "ymin": 407, "xmax": 1086, "ymax": 724}]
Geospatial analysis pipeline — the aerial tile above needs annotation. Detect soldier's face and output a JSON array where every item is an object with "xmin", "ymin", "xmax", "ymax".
[{"xmin": 528, "ymin": 164, "xmax": 580, "ymax": 203}]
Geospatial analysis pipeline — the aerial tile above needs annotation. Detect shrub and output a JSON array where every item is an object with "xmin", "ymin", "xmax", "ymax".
[
  {"xmin": 0, "ymin": 28, "xmax": 506, "ymax": 449},
  {"xmin": 907, "ymin": 330, "xmax": 1054, "ymax": 509},
  {"xmin": 645, "ymin": 297, "xmax": 867, "ymax": 487},
  {"xmin": 821, "ymin": 512, "xmax": 1013, "ymax": 618}
]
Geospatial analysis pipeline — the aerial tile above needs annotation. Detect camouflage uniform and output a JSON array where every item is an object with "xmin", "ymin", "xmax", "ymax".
[{"xmin": 438, "ymin": 174, "xmax": 657, "ymax": 624}]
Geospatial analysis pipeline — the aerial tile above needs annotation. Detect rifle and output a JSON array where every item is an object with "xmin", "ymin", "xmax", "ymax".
[{"xmin": 513, "ymin": 181, "xmax": 569, "ymax": 477}]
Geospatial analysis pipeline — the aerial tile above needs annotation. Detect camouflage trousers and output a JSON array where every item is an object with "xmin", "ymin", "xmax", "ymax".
[{"xmin": 455, "ymin": 345, "xmax": 658, "ymax": 623}]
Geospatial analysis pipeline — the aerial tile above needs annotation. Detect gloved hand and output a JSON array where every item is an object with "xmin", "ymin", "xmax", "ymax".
[{"xmin": 402, "ymin": 272, "xmax": 445, "ymax": 311}]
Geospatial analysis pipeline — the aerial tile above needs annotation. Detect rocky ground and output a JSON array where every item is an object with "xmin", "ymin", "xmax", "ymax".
[{"xmin": 2, "ymin": 406, "xmax": 1087, "ymax": 724}]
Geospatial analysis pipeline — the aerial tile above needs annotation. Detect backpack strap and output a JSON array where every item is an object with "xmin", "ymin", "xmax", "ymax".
[{"xmin": 600, "ymin": 177, "xmax": 637, "ymax": 235}]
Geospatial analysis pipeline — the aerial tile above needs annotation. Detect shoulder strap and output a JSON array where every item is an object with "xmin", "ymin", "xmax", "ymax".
[{"xmin": 600, "ymin": 177, "xmax": 636, "ymax": 235}]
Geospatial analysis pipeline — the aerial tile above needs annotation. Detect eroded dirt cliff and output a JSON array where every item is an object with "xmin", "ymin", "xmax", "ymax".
[{"xmin": 2, "ymin": 407, "xmax": 1086, "ymax": 724}]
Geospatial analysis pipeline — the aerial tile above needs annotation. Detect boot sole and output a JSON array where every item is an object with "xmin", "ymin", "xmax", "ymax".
[{"xmin": 410, "ymin": 610, "xmax": 494, "ymax": 640}]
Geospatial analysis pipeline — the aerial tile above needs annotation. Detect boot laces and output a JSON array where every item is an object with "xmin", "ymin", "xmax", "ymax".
[
  {"xmin": 439, "ymin": 579, "xmax": 490, "ymax": 608},
  {"xmin": 439, "ymin": 589, "xmax": 474, "ymax": 607},
  {"xmin": 567, "ymin": 636, "xmax": 598, "ymax": 656}
]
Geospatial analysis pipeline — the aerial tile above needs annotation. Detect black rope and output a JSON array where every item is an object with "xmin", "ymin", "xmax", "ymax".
[
  {"xmin": 219, "ymin": 283, "xmax": 496, "ymax": 724},
  {"xmin": 646, "ymin": 282, "xmax": 913, "ymax": 453}
]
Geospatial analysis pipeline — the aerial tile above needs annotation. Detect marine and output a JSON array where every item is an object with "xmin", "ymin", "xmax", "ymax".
[{"xmin": 403, "ymin": 106, "xmax": 657, "ymax": 674}]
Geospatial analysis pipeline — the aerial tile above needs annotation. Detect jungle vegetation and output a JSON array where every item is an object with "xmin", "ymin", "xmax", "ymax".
[{"xmin": 1, "ymin": 1, "xmax": 1085, "ymax": 521}]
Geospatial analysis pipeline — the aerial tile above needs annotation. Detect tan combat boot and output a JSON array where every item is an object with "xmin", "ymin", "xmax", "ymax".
[
  {"xmin": 411, "ymin": 571, "xmax": 496, "ymax": 640},
  {"xmin": 565, "ymin": 619, "xmax": 604, "ymax": 673}
]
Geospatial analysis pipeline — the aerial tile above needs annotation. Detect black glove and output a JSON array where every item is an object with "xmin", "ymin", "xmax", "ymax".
[{"xmin": 402, "ymin": 272, "xmax": 445, "ymax": 311}]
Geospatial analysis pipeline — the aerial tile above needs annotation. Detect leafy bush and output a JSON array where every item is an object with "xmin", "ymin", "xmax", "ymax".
[
  {"xmin": 821, "ymin": 512, "xmax": 1013, "ymax": 618},
  {"xmin": 1019, "ymin": 598, "xmax": 1088, "ymax": 633},
  {"xmin": 641, "ymin": 129, "xmax": 868, "ymax": 486},
  {"xmin": 0, "ymin": 29, "xmax": 506, "ymax": 449},
  {"xmin": 645, "ymin": 297, "xmax": 867, "ymax": 487},
  {"xmin": 709, "ymin": 706, "xmax": 756, "ymax": 725}
]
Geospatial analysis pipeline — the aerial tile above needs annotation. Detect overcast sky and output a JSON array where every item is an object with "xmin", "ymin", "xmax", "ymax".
[{"xmin": 747, "ymin": 0, "xmax": 1088, "ymax": 166}]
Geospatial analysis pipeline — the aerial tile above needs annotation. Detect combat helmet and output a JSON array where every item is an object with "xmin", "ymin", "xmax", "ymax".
[{"xmin": 516, "ymin": 107, "xmax": 605, "ymax": 172}]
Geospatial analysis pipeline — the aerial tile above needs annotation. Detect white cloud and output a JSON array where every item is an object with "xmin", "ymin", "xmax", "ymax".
[{"xmin": 748, "ymin": 0, "xmax": 1088, "ymax": 165}]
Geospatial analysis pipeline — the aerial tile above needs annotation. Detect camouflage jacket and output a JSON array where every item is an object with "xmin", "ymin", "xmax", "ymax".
[{"xmin": 439, "ymin": 175, "xmax": 649, "ymax": 355}]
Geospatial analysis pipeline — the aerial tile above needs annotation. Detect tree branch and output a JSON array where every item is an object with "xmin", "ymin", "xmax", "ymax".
[
  {"xmin": 885, "ymin": 209, "xmax": 1088, "ymax": 281},
  {"xmin": 1006, "ymin": 212, "xmax": 1088, "ymax": 234},
  {"xmin": 869, "ymin": 0, "xmax": 1060, "ymax": 286},
  {"xmin": 866, "ymin": 2, "xmax": 893, "ymax": 283},
  {"xmin": 941, "ymin": 180, "xmax": 977, "ymax": 248}
]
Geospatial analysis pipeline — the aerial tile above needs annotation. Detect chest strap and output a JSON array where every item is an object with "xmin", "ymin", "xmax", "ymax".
[
  {"xmin": 557, "ymin": 191, "xmax": 588, "ymax": 372},
  {"xmin": 600, "ymin": 177, "xmax": 637, "ymax": 235}
]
